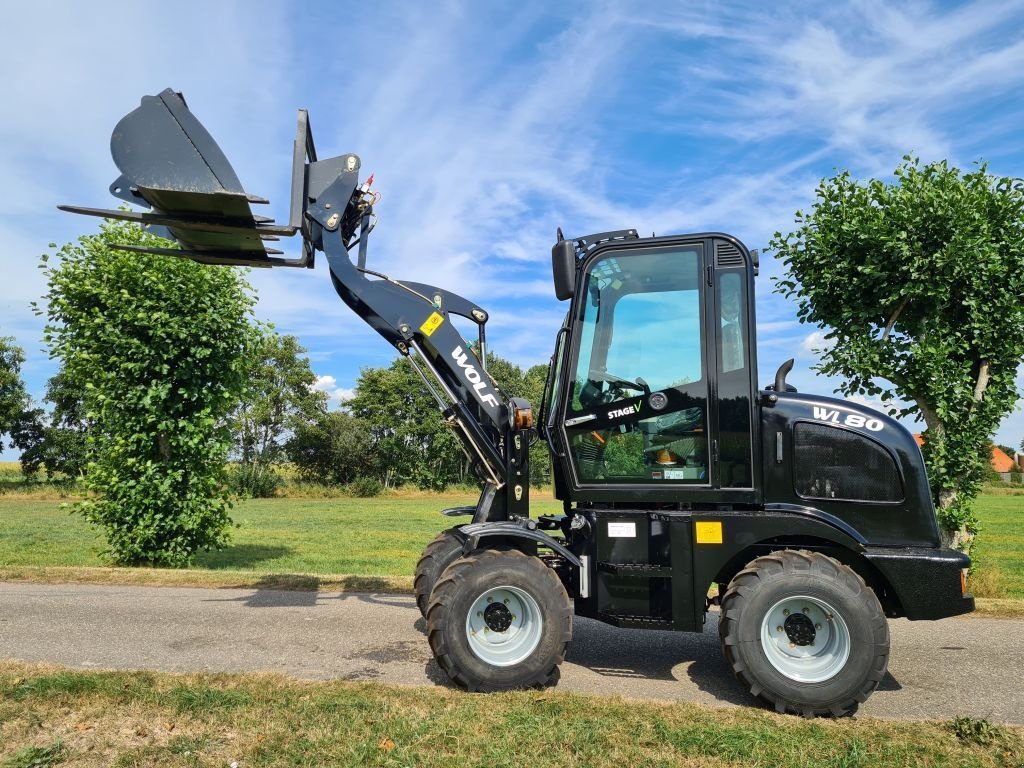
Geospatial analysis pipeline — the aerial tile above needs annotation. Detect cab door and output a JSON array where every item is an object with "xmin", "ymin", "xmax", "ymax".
[
  {"xmin": 559, "ymin": 241, "xmax": 710, "ymax": 490},
  {"xmin": 553, "ymin": 236, "xmax": 758, "ymax": 503}
]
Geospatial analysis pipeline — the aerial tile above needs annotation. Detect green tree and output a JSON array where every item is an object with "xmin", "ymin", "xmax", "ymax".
[
  {"xmin": 40, "ymin": 219, "xmax": 256, "ymax": 566},
  {"xmin": 771, "ymin": 157, "xmax": 1024, "ymax": 550},
  {"xmin": 15, "ymin": 368, "xmax": 90, "ymax": 477},
  {"xmin": 343, "ymin": 349, "xmax": 546, "ymax": 490},
  {"xmin": 347, "ymin": 357, "xmax": 464, "ymax": 489},
  {"xmin": 229, "ymin": 328, "xmax": 326, "ymax": 467},
  {"xmin": 286, "ymin": 410, "xmax": 375, "ymax": 486},
  {"xmin": 0, "ymin": 335, "xmax": 31, "ymax": 446}
]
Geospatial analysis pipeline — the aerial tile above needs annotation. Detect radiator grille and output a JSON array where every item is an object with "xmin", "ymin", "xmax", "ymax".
[{"xmin": 793, "ymin": 423, "xmax": 903, "ymax": 502}]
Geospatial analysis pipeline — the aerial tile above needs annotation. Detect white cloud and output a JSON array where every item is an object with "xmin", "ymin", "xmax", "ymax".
[
  {"xmin": 311, "ymin": 375, "xmax": 355, "ymax": 406},
  {"xmin": 846, "ymin": 394, "xmax": 902, "ymax": 418},
  {"xmin": 800, "ymin": 331, "xmax": 836, "ymax": 355}
]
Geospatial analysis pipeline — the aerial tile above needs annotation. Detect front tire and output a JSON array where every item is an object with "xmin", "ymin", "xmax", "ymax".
[
  {"xmin": 414, "ymin": 528, "xmax": 464, "ymax": 617},
  {"xmin": 426, "ymin": 548, "xmax": 571, "ymax": 691},
  {"xmin": 719, "ymin": 550, "xmax": 889, "ymax": 717}
]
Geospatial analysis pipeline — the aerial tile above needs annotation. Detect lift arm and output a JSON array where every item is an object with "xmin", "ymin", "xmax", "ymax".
[{"xmin": 61, "ymin": 89, "xmax": 530, "ymax": 517}]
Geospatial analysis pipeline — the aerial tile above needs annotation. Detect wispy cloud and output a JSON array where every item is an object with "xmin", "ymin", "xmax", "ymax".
[{"xmin": 2, "ymin": 0, "xmax": 1024, "ymax": 460}]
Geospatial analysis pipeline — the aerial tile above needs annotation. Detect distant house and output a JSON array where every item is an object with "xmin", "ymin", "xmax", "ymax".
[
  {"xmin": 991, "ymin": 446, "xmax": 1016, "ymax": 474},
  {"xmin": 912, "ymin": 434, "xmax": 1020, "ymax": 480}
]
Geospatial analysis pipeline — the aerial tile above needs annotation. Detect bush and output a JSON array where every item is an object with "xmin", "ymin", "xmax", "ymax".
[
  {"xmin": 348, "ymin": 476, "xmax": 383, "ymax": 497},
  {"xmin": 227, "ymin": 464, "xmax": 281, "ymax": 499},
  {"xmin": 41, "ymin": 220, "xmax": 255, "ymax": 567},
  {"xmin": 286, "ymin": 411, "xmax": 374, "ymax": 487}
]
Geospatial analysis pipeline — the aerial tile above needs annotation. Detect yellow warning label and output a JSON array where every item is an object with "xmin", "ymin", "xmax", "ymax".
[
  {"xmin": 695, "ymin": 521, "xmax": 723, "ymax": 544},
  {"xmin": 419, "ymin": 312, "xmax": 444, "ymax": 337}
]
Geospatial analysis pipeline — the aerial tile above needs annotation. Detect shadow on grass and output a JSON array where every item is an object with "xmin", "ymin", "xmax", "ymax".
[{"xmin": 193, "ymin": 544, "xmax": 293, "ymax": 570}]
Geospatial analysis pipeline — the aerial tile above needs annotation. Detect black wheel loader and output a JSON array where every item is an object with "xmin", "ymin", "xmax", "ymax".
[{"xmin": 63, "ymin": 90, "xmax": 974, "ymax": 717}]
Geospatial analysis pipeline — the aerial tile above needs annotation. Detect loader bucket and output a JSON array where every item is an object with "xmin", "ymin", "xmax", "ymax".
[
  {"xmin": 60, "ymin": 88, "xmax": 309, "ymax": 267},
  {"xmin": 109, "ymin": 88, "xmax": 254, "ymax": 214}
]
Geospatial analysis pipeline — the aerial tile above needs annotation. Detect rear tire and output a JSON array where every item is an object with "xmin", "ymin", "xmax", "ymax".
[
  {"xmin": 426, "ymin": 548, "xmax": 571, "ymax": 691},
  {"xmin": 718, "ymin": 549, "xmax": 889, "ymax": 717},
  {"xmin": 414, "ymin": 528, "xmax": 464, "ymax": 617}
]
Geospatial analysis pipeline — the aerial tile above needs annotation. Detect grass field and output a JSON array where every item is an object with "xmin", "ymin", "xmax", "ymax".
[
  {"xmin": 0, "ymin": 661, "xmax": 1020, "ymax": 768},
  {"xmin": 2, "ymin": 489, "xmax": 1019, "ymax": 563},
  {"xmin": 0, "ymin": 493, "xmax": 563, "ymax": 579},
  {"xmin": 971, "ymin": 495, "xmax": 1024, "ymax": 599}
]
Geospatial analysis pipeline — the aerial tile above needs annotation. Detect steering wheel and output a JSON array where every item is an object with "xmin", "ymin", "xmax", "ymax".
[{"xmin": 598, "ymin": 373, "xmax": 649, "ymax": 401}]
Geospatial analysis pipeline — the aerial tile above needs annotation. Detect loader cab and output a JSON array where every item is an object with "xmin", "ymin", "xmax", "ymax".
[{"xmin": 545, "ymin": 233, "xmax": 761, "ymax": 504}]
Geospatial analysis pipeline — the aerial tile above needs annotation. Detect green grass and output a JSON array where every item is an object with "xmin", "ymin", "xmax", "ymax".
[
  {"xmin": 0, "ymin": 661, "xmax": 1020, "ymax": 767},
  {"xmin": 972, "ymin": 495, "xmax": 1024, "ymax": 599},
  {"xmin": 0, "ymin": 491, "xmax": 1019, "ymax": 605},
  {"xmin": 0, "ymin": 494, "xmax": 564, "ymax": 577}
]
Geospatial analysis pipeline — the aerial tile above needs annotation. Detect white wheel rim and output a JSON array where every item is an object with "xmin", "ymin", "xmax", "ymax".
[
  {"xmin": 759, "ymin": 595, "xmax": 851, "ymax": 683},
  {"xmin": 465, "ymin": 585, "xmax": 543, "ymax": 667}
]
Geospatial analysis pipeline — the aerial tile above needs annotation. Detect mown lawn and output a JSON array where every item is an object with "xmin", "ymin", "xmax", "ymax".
[
  {"xmin": 971, "ymin": 494, "xmax": 1024, "ymax": 599},
  {"xmin": 0, "ymin": 661, "xmax": 1020, "ymax": 768},
  {"xmin": 0, "ymin": 491, "xmax": 1019, "ymax": 599},
  {"xmin": 0, "ymin": 493, "xmax": 564, "ymax": 577}
]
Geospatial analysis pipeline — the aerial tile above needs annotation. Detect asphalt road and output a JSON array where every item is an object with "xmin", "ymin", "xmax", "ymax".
[{"xmin": 1, "ymin": 582, "xmax": 1020, "ymax": 723}]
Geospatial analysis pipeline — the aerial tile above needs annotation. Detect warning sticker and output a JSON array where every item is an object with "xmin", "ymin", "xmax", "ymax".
[
  {"xmin": 695, "ymin": 521, "xmax": 723, "ymax": 544},
  {"xmin": 419, "ymin": 312, "xmax": 444, "ymax": 336},
  {"xmin": 607, "ymin": 522, "xmax": 636, "ymax": 538}
]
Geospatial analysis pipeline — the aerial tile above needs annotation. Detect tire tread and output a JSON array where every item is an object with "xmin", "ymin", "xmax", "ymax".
[{"xmin": 718, "ymin": 549, "xmax": 889, "ymax": 717}]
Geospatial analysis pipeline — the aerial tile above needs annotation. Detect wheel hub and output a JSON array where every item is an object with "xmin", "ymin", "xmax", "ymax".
[
  {"xmin": 483, "ymin": 602, "xmax": 513, "ymax": 632},
  {"xmin": 783, "ymin": 612, "xmax": 816, "ymax": 646},
  {"xmin": 465, "ymin": 585, "xmax": 544, "ymax": 667},
  {"xmin": 759, "ymin": 595, "xmax": 851, "ymax": 683}
]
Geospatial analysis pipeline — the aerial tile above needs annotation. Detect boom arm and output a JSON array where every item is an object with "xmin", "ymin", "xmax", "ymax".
[{"xmin": 61, "ymin": 89, "xmax": 531, "ymax": 518}]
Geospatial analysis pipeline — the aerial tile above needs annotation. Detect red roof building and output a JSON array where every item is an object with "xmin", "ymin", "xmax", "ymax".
[{"xmin": 913, "ymin": 434, "xmax": 1017, "ymax": 473}]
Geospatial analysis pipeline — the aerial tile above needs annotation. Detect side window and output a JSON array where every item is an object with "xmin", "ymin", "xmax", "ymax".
[
  {"xmin": 717, "ymin": 272, "xmax": 752, "ymax": 487},
  {"xmin": 719, "ymin": 273, "xmax": 744, "ymax": 373},
  {"xmin": 793, "ymin": 423, "xmax": 903, "ymax": 502}
]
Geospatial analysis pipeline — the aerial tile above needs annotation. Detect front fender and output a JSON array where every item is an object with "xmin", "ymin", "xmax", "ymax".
[{"xmin": 457, "ymin": 520, "xmax": 581, "ymax": 568}]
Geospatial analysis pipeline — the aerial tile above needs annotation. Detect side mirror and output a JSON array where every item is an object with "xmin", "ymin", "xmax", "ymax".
[{"xmin": 552, "ymin": 239, "xmax": 576, "ymax": 301}]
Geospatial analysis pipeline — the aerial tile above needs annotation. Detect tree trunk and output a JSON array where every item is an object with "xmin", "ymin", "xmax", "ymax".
[{"xmin": 936, "ymin": 487, "xmax": 975, "ymax": 552}]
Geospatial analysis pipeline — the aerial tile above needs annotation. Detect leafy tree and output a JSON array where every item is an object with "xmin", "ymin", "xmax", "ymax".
[
  {"xmin": 40, "ymin": 219, "xmax": 255, "ymax": 566},
  {"xmin": 0, "ymin": 335, "xmax": 31, "ymax": 446},
  {"xmin": 771, "ymin": 157, "xmax": 1024, "ymax": 550},
  {"xmin": 347, "ymin": 357, "xmax": 465, "ymax": 489},
  {"xmin": 229, "ymin": 327, "xmax": 326, "ymax": 467},
  {"xmin": 286, "ymin": 410, "xmax": 375, "ymax": 486},
  {"xmin": 15, "ymin": 368, "xmax": 90, "ymax": 477},
  {"xmin": 342, "ymin": 349, "xmax": 548, "ymax": 489}
]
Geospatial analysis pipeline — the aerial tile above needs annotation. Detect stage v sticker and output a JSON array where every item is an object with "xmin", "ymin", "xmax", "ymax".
[
  {"xmin": 419, "ymin": 312, "xmax": 444, "ymax": 336},
  {"xmin": 607, "ymin": 522, "xmax": 636, "ymax": 538}
]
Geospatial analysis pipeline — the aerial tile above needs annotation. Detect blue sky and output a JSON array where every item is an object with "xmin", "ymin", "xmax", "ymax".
[{"xmin": 2, "ymin": 0, "xmax": 1024, "ymax": 459}]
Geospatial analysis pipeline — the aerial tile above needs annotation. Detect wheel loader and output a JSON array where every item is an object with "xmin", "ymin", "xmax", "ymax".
[{"xmin": 63, "ymin": 89, "xmax": 974, "ymax": 717}]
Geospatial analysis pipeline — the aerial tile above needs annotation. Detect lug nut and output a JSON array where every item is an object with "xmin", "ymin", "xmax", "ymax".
[
  {"xmin": 789, "ymin": 642, "xmax": 795, "ymax": 648},
  {"xmin": 477, "ymin": 612, "xmax": 483, "ymax": 617},
  {"xmin": 776, "ymin": 626, "xmax": 783, "ymax": 632},
  {"xmin": 504, "ymin": 598, "xmax": 509, "ymax": 605},
  {"xmin": 487, "ymin": 597, "xmax": 492, "ymax": 603},
  {"xmin": 803, "ymin": 607, "xmax": 810, "ymax": 613},
  {"xmin": 815, "ymin": 623, "xmax": 822, "ymax": 630},
  {"xmin": 783, "ymin": 609, "xmax": 790, "ymax": 615}
]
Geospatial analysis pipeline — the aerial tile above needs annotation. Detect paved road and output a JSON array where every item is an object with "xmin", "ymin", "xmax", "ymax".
[{"xmin": 1, "ymin": 582, "xmax": 1020, "ymax": 723}]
